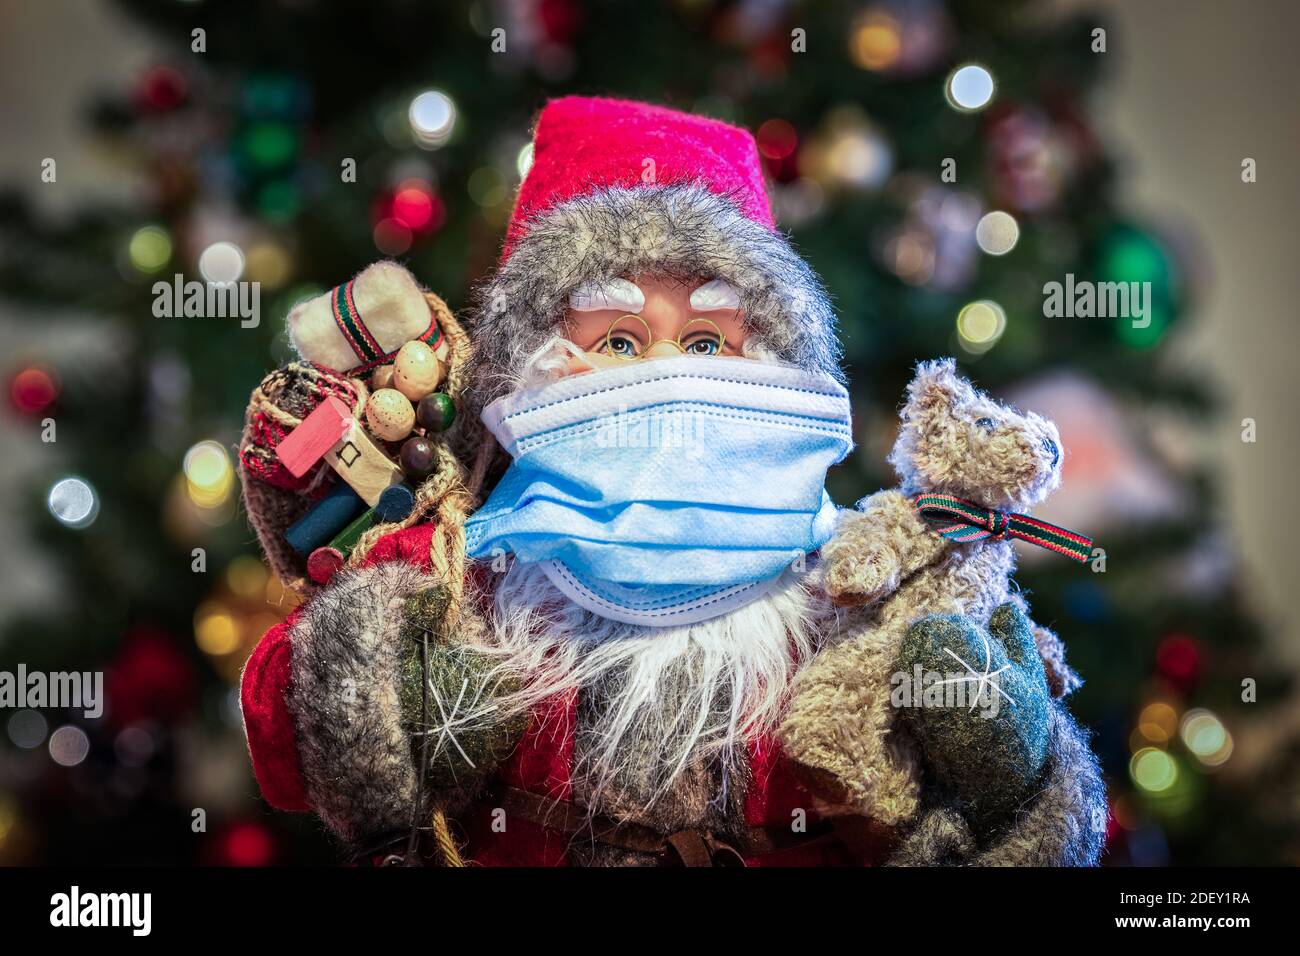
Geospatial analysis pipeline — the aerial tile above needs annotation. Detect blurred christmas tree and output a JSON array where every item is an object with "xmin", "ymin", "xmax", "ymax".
[{"xmin": 0, "ymin": 0, "xmax": 1293, "ymax": 864}]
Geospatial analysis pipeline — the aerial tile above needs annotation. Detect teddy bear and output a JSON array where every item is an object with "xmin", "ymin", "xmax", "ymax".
[{"xmin": 779, "ymin": 357, "xmax": 1090, "ymax": 839}]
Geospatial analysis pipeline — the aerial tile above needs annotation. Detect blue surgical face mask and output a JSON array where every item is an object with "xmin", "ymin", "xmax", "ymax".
[{"xmin": 465, "ymin": 355, "xmax": 853, "ymax": 627}]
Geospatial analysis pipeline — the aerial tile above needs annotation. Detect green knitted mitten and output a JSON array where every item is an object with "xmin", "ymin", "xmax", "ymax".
[{"xmin": 897, "ymin": 604, "xmax": 1052, "ymax": 826}]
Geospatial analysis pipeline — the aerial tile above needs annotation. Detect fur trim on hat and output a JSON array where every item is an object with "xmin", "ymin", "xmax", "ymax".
[
  {"xmin": 465, "ymin": 182, "xmax": 844, "ymax": 420},
  {"xmin": 287, "ymin": 561, "xmax": 430, "ymax": 847}
]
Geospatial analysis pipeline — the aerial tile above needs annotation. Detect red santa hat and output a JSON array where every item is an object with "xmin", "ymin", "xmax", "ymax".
[
  {"xmin": 469, "ymin": 96, "xmax": 842, "ymax": 410},
  {"xmin": 502, "ymin": 96, "xmax": 776, "ymax": 260}
]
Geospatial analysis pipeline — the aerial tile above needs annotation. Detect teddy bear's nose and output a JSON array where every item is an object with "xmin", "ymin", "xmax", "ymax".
[{"xmin": 1041, "ymin": 437, "xmax": 1060, "ymax": 467}]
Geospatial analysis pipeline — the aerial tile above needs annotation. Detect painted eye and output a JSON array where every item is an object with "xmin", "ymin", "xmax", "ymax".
[
  {"xmin": 974, "ymin": 417, "xmax": 997, "ymax": 432},
  {"xmin": 606, "ymin": 332, "xmax": 641, "ymax": 358},
  {"xmin": 679, "ymin": 318, "xmax": 725, "ymax": 357},
  {"xmin": 682, "ymin": 335, "xmax": 722, "ymax": 356}
]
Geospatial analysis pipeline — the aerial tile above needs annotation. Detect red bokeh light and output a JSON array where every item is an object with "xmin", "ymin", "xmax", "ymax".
[
  {"xmin": 218, "ymin": 821, "xmax": 275, "ymax": 867},
  {"xmin": 756, "ymin": 119, "xmax": 798, "ymax": 160},
  {"xmin": 10, "ymin": 365, "xmax": 60, "ymax": 416},
  {"xmin": 1155, "ymin": 632, "xmax": 1201, "ymax": 686},
  {"xmin": 392, "ymin": 186, "xmax": 435, "ymax": 230},
  {"xmin": 373, "ymin": 218, "xmax": 413, "ymax": 256},
  {"xmin": 135, "ymin": 66, "xmax": 187, "ymax": 112}
]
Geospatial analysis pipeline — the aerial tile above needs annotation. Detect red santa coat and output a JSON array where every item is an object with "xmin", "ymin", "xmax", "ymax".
[{"xmin": 241, "ymin": 524, "xmax": 864, "ymax": 866}]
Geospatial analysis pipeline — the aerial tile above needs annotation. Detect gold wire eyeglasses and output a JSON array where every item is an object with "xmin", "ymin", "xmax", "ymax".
[{"xmin": 602, "ymin": 314, "xmax": 728, "ymax": 360}]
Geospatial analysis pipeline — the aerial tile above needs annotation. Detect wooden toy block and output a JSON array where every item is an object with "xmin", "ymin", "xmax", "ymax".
[
  {"xmin": 306, "ymin": 547, "xmax": 345, "ymax": 584},
  {"xmin": 328, "ymin": 507, "xmax": 377, "ymax": 556},
  {"xmin": 375, "ymin": 483, "xmax": 416, "ymax": 523},
  {"xmin": 275, "ymin": 395, "xmax": 354, "ymax": 478},
  {"xmin": 283, "ymin": 481, "xmax": 367, "ymax": 555},
  {"xmin": 326, "ymin": 417, "xmax": 405, "ymax": 507}
]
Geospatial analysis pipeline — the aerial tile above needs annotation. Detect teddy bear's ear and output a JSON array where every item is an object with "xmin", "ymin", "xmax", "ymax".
[{"xmin": 902, "ymin": 358, "xmax": 964, "ymax": 419}]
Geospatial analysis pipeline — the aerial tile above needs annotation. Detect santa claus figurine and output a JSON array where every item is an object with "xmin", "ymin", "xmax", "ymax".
[{"xmin": 240, "ymin": 97, "xmax": 1106, "ymax": 866}]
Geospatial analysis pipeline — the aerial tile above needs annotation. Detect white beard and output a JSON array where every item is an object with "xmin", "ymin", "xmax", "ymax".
[{"xmin": 467, "ymin": 559, "xmax": 836, "ymax": 810}]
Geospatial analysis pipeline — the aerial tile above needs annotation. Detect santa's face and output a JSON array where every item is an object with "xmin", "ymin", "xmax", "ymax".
[
  {"xmin": 468, "ymin": 268, "xmax": 849, "ymax": 804},
  {"xmin": 560, "ymin": 273, "xmax": 751, "ymax": 374}
]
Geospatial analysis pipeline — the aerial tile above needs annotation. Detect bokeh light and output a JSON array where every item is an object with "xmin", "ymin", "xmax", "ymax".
[
  {"xmin": 128, "ymin": 225, "xmax": 172, "ymax": 274},
  {"xmin": 114, "ymin": 726, "xmax": 156, "ymax": 768},
  {"xmin": 975, "ymin": 210, "xmax": 1020, "ymax": 255},
  {"xmin": 7, "ymin": 710, "xmax": 48, "ymax": 749},
  {"xmin": 516, "ymin": 142, "xmax": 535, "ymax": 179},
  {"xmin": 756, "ymin": 119, "xmax": 798, "ymax": 160},
  {"xmin": 849, "ymin": 12, "xmax": 902, "ymax": 71},
  {"xmin": 468, "ymin": 166, "xmax": 507, "ymax": 207},
  {"xmin": 226, "ymin": 554, "xmax": 269, "ymax": 599},
  {"xmin": 373, "ymin": 217, "xmax": 413, "ymax": 256},
  {"xmin": 47, "ymin": 477, "xmax": 98, "ymax": 529},
  {"xmin": 946, "ymin": 63, "xmax": 995, "ymax": 112},
  {"xmin": 1181, "ymin": 708, "xmax": 1233, "ymax": 767},
  {"xmin": 243, "ymin": 241, "xmax": 293, "ymax": 289},
  {"xmin": 956, "ymin": 299, "xmax": 1007, "ymax": 354},
  {"xmin": 183, "ymin": 440, "xmax": 234, "ymax": 510},
  {"xmin": 195, "ymin": 601, "xmax": 241, "ymax": 656},
  {"xmin": 48, "ymin": 725, "xmax": 91, "ymax": 767},
  {"xmin": 392, "ymin": 184, "xmax": 435, "ymax": 230},
  {"xmin": 9, "ymin": 365, "xmax": 60, "ymax": 416},
  {"xmin": 1136, "ymin": 701, "xmax": 1180, "ymax": 746},
  {"xmin": 219, "ymin": 820, "xmax": 275, "ymax": 867},
  {"xmin": 198, "ymin": 241, "xmax": 245, "ymax": 284},
  {"xmin": 1130, "ymin": 746, "xmax": 1179, "ymax": 793},
  {"xmin": 408, "ymin": 90, "xmax": 456, "ymax": 148},
  {"xmin": 826, "ymin": 127, "xmax": 892, "ymax": 188}
]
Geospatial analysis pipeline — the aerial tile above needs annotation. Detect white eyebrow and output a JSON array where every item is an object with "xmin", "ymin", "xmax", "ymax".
[
  {"xmin": 689, "ymin": 278, "xmax": 741, "ymax": 311},
  {"xmin": 568, "ymin": 277, "xmax": 645, "ymax": 313}
]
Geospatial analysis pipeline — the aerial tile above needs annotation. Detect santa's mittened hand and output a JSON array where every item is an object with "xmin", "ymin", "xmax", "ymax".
[
  {"xmin": 395, "ymin": 631, "xmax": 528, "ymax": 794},
  {"xmin": 399, "ymin": 586, "xmax": 453, "ymax": 645},
  {"xmin": 896, "ymin": 605, "xmax": 1051, "ymax": 827}
]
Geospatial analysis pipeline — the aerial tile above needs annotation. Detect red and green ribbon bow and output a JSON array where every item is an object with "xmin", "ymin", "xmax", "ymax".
[{"xmin": 913, "ymin": 492, "xmax": 1095, "ymax": 563}]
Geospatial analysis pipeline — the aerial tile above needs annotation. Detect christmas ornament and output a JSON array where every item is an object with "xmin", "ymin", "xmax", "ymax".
[
  {"xmin": 326, "ymin": 416, "xmax": 405, "ymax": 505},
  {"xmin": 1003, "ymin": 372, "xmax": 1185, "ymax": 538},
  {"xmin": 275, "ymin": 395, "xmax": 354, "ymax": 479},
  {"xmin": 241, "ymin": 363, "xmax": 362, "ymax": 493},
  {"xmin": 9, "ymin": 364, "xmax": 60, "ymax": 416},
  {"xmin": 327, "ymin": 508, "xmax": 377, "ymax": 557}
]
